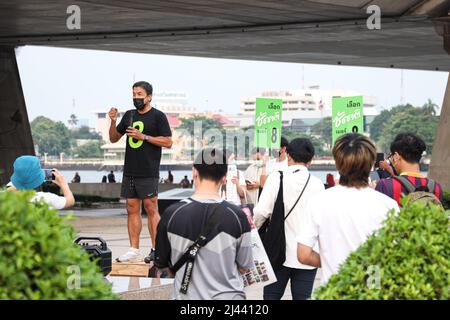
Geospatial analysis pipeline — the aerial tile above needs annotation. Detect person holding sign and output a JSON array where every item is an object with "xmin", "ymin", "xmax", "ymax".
[
  {"xmin": 223, "ymin": 150, "xmax": 246, "ymax": 206},
  {"xmin": 260, "ymin": 136, "xmax": 289, "ymax": 188}
]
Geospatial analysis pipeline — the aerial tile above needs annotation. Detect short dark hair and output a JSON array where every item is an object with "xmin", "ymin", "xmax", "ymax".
[
  {"xmin": 193, "ymin": 148, "xmax": 227, "ymax": 183},
  {"xmin": 287, "ymin": 138, "xmax": 315, "ymax": 163},
  {"xmin": 132, "ymin": 81, "xmax": 153, "ymax": 95},
  {"xmin": 280, "ymin": 136, "xmax": 289, "ymax": 148},
  {"xmin": 390, "ymin": 133, "xmax": 426, "ymax": 163}
]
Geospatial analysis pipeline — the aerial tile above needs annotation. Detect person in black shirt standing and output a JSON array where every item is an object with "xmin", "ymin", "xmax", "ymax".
[
  {"xmin": 107, "ymin": 170, "xmax": 116, "ymax": 183},
  {"xmin": 108, "ymin": 81, "xmax": 173, "ymax": 263}
]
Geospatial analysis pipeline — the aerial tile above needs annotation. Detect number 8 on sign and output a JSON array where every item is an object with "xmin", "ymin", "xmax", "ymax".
[{"xmin": 271, "ymin": 127, "xmax": 277, "ymax": 143}]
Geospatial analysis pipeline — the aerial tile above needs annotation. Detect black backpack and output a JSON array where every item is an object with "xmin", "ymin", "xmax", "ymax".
[{"xmin": 258, "ymin": 171, "xmax": 310, "ymax": 269}]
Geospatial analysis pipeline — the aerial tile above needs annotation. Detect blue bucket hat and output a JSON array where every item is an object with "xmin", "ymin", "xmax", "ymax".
[{"xmin": 11, "ymin": 155, "xmax": 45, "ymax": 190}]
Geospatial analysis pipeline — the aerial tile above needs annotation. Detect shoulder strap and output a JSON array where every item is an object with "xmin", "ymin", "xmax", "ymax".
[
  {"xmin": 170, "ymin": 203, "xmax": 223, "ymax": 274},
  {"xmin": 393, "ymin": 176, "xmax": 416, "ymax": 194},
  {"xmin": 285, "ymin": 173, "xmax": 311, "ymax": 221},
  {"xmin": 427, "ymin": 179, "xmax": 436, "ymax": 195}
]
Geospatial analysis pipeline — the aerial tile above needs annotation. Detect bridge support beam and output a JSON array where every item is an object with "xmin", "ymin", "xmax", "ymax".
[
  {"xmin": 429, "ymin": 73, "xmax": 450, "ymax": 191},
  {"xmin": 0, "ymin": 46, "xmax": 34, "ymax": 185}
]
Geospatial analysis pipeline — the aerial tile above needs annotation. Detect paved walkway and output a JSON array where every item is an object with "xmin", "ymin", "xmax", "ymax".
[{"xmin": 65, "ymin": 208, "xmax": 322, "ymax": 300}]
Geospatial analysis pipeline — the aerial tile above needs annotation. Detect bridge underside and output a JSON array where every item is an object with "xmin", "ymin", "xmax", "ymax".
[{"xmin": 0, "ymin": 0, "xmax": 450, "ymax": 187}]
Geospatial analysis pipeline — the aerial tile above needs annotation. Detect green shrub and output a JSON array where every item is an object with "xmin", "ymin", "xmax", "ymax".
[
  {"xmin": 0, "ymin": 190, "xmax": 117, "ymax": 299},
  {"xmin": 314, "ymin": 201, "xmax": 450, "ymax": 300}
]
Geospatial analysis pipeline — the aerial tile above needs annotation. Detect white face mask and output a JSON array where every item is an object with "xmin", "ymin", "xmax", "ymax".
[{"xmin": 255, "ymin": 160, "xmax": 263, "ymax": 167}]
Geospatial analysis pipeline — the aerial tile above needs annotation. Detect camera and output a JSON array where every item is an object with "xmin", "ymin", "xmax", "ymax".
[{"xmin": 43, "ymin": 169, "xmax": 55, "ymax": 181}]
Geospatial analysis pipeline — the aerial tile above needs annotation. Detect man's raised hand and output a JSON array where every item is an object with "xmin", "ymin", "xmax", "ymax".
[{"xmin": 108, "ymin": 107, "xmax": 118, "ymax": 122}]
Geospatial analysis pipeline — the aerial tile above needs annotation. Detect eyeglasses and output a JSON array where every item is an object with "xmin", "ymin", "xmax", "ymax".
[{"xmin": 387, "ymin": 152, "xmax": 396, "ymax": 161}]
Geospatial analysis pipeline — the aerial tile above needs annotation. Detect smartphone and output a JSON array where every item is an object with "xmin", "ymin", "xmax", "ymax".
[
  {"xmin": 43, "ymin": 169, "xmax": 55, "ymax": 181},
  {"xmin": 369, "ymin": 170, "xmax": 380, "ymax": 183},
  {"xmin": 375, "ymin": 153, "xmax": 385, "ymax": 168}
]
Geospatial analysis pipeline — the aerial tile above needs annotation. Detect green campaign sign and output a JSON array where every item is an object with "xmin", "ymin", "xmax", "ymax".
[
  {"xmin": 254, "ymin": 98, "xmax": 283, "ymax": 148},
  {"xmin": 332, "ymin": 96, "xmax": 364, "ymax": 145}
]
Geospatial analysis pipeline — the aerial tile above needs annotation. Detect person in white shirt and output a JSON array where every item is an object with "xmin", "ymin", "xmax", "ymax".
[
  {"xmin": 296, "ymin": 134, "xmax": 400, "ymax": 286},
  {"xmin": 223, "ymin": 151, "xmax": 246, "ymax": 206},
  {"xmin": 254, "ymin": 138, "xmax": 325, "ymax": 300},
  {"xmin": 7, "ymin": 155, "xmax": 75, "ymax": 210},
  {"xmin": 260, "ymin": 136, "xmax": 289, "ymax": 188},
  {"xmin": 244, "ymin": 147, "xmax": 265, "ymax": 205}
]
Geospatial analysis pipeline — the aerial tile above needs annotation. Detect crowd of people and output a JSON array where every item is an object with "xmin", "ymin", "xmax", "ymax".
[
  {"xmin": 4, "ymin": 80, "xmax": 444, "ymax": 301},
  {"xmin": 152, "ymin": 131, "xmax": 443, "ymax": 300}
]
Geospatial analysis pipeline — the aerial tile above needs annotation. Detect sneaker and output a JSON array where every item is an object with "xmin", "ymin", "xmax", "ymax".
[
  {"xmin": 144, "ymin": 248, "xmax": 156, "ymax": 264},
  {"xmin": 116, "ymin": 248, "xmax": 143, "ymax": 263}
]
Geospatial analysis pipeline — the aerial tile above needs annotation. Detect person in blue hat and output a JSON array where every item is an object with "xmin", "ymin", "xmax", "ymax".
[{"xmin": 7, "ymin": 155, "xmax": 75, "ymax": 210}]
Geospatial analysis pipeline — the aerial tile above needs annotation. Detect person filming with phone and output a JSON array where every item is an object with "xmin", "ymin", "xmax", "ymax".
[{"xmin": 6, "ymin": 155, "xmax": 75, "ymax": 210}]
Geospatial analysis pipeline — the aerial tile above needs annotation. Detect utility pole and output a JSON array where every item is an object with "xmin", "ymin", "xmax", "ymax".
[{"xmin": 400, "ymin": 69, "xmax": 405, "ymax": 105}]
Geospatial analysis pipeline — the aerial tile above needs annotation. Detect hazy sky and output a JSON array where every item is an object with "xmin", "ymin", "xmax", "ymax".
[{"xmin": 16, "ymin": 45, "xmax": 448, "ymax": 127}]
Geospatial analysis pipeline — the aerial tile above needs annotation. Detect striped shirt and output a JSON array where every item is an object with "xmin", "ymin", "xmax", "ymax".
[{"xmin": 375, "ymin": 174, "xmax": 443, "ymax": 206}]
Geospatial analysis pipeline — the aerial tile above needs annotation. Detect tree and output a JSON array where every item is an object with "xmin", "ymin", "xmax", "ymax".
[
  {"xmin": 31, "ymin": 116, "xmax": 71, "ymax": 156},
  {"xmin": 71, "ymin": 126, "xmax": 102, "ymax": 140},
  {"xmin": 369, "ymin": 104, "xmax": 415, "ymax": 142},
  {"xmin": 371, "ymin": 102, "xmax": 439, "ymax": 154},
  {"xmin": 178, "ymin": 116, "xmax": 224, "ymax": 136},
  {"xmin": 283, "ymin": 128, "xmax": 331, "ymax": 157},
  {"xmin": 72, "ymin": 141, "xmax": 103, "ymax": 158},
  {"xmin": 378, "ymin": 111, "xmax": 438, "ymax": 154},
  {"xmin": 311, "ymin": 117, "xmax": 332, "ymax": 147}
]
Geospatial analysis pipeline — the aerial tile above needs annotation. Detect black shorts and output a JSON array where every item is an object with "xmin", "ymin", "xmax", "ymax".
[{"xmin": 121, "ymin": 176, "xmax": 159, "ymax": 199}]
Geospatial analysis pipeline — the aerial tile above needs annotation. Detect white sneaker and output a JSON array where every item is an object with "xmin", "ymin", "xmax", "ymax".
[{"xmin": 116, "ymin": 248, "xmax": 143, "ymax": 263}]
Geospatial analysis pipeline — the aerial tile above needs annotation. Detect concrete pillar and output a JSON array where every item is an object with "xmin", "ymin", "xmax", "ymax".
[
  {"xmin": 0, "ymin": 46, "xmax": 35, "ymax": 185},
  {"xmin": 429, "ymin": 73, "xmax": 450, "ymax": 191}
]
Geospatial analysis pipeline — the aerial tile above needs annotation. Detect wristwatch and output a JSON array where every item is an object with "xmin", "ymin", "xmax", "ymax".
[{"xmin": 143, "ymin": 134, "xmax": 148, "ymax": 141}]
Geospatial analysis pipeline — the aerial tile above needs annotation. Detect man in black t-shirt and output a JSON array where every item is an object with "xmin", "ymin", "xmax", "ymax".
[{"xmin": 108, "ymin": 81, "xmax": 172, "ymax": 263}]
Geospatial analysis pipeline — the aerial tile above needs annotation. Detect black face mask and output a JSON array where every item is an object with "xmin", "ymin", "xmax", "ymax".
[{"xmin": 133, "ymin": 98, "xmax": 146, "ymax": 110}]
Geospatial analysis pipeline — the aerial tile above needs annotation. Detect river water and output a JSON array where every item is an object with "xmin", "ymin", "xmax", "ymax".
[
  {"xmin": 61, "ymin": 169, "xmax": 338, "ymax": 184},
  {"xmin": 61, "ymin": 169, "xmax": 428, "ymax": 184}
]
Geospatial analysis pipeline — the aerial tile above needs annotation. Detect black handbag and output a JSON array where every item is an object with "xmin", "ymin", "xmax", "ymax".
[{"xmin": 258, "ymin": 171, "xmax": 310, "ymax": 269}]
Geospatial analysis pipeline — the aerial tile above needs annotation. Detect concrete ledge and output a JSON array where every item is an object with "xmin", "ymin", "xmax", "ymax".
[
  {"xmin": 119, "ymin": 284, "xmax": 173, "ymax": 300},
  {"xmin": 68, "ymin": 183, "xmax": 180, "ymax": 198},
  {"xmin": 107, "ymin": 276, "xmax": 174, "ymax": 300}
]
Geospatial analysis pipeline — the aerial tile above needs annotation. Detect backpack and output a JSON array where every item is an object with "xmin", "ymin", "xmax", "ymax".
[
  {"xmin": 393, "ymin": 176, "xmax": 442, "ymax": 207},
  {"xmin": 258, "ymin": 170, "xmax": 310, "ymax": 269}
]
